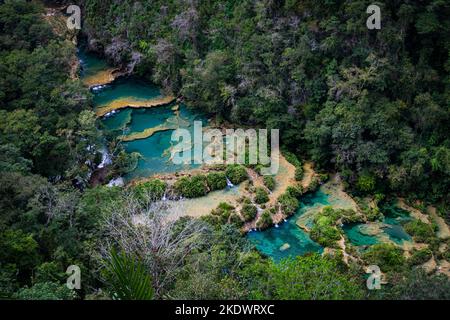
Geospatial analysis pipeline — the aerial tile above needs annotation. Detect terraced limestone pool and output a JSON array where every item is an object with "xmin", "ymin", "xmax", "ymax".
[
  {"xmin": 247, "ymin": 190, "xmax": 331, "ymax": 261},
  {"xmin": 79, "ymin": 49, "xmax": 414, "ymax": 261},
  {"xmin": 79, "ymin": 50, "xmax": 207, "ymax": 181},
  {"xmin": 248, "ymin": 182, "xmax": 413, "ymax": 261},
  {"xmin": 343, "ymin": 203, "xmax": 412, "ymax": 247}
]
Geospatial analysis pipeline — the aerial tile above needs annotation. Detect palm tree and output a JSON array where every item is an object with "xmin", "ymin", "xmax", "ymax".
[{"xmin": 103, "ymin": 248, "xmax": 154, "ymax": 300}]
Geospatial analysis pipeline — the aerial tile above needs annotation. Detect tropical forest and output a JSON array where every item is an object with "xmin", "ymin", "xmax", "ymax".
[{"xmin": 0, "ymin": 0, "xmax": 449, "ymax": 302}]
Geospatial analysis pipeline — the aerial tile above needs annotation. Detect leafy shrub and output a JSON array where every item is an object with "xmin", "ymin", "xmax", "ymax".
[
  {"xmin": 362, "ymin": 244, "xmax": 406, "ymax": 273},
  {"xmin": 408, "ymin": 248, "xmax": 433, "ymax": 266},
  {"xmin": 206, "ymin": 172, "xmax": 227, "ymax": 191},
  {"xmin": 241, "ymin": 203, "xmax": 257, "ymax": 222},
  {"xmin": 286, "ymin": 184, "xmax": 303, "ymax": 198},
  {"xmin": 256, "ymin": 210, "xmax": 273, "ymax": 229},
  {"xmin": 366, "ymin": 207, "xmax": 383, "ymax": 221},
  {"xmin": 263, "ymin": 176, "xmax": 276, "ymax": 191},
  {"xmin": 310, "ymin": 223, "xmax": 341, "ymax": 248},
  {"xmin": 318, "ymin": 173, "xmax": 329, "ymax": 183},
  {"xmin": 283, "ymin": 151, "xmax": 303, "ymax": 181},
  {"xmin": 277, "ymin": 193, "xmax": 299, "ymax": 216},
  {"xmin": 225, "ymin": 165, "xmax": 248, "ymax": 185},
  {"xmin": 174, "ymin": 175, "xmax": 208, "ymax": 198},
  {"xmin": 307, "ymin": 177, "xmax": 320, "ymax": 192},
  {"xmin": 14, "ymin": 281, "xmax": 75, "ymax": 300},
  {"xmin": 254, "ymin": 187, "xmax": 269, "ymax": 204},
  {"xmin": 229, "ymin": 213, "xmax": 244, "ymax": 227},
  {"xmin": 114, "ymin": 151, "xmax": 140, "ymax": 175},
  {"xmin": 357, "ymin": 173, "xmax": 376, "ymax": 193},
  {"xmin": 339, "ymin": 209, "xmax": 364, "ymax": 224},
  {"xmin": 133, "ymin": 179, "xmax": 167, "ymax": 200},
  {"xmin": 294, "ymin": 167, "xmax": 304, "ymax": 181},
  {"xmin": 211, "ymin": 202, "xmax": 236, "ymax": 224},
  {"xmin": 404, "ymin": 220, "xmax": 436, "ymax": 243},
  {"xmin": 310, "ymin": 207, "xmax": 342, "ymax": 247},
  {"xmin": 283, "ymin": 151, "xmax": 301, "ymax": 167}
]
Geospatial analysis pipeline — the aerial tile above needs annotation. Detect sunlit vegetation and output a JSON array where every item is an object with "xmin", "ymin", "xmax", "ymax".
[
  {"xmin": 225, "ymin": 164, "xmax": 248, "ymax": 185},
  {"xmin": 254, "ymin": 187, "xmax": 269, "ymax": 204}
]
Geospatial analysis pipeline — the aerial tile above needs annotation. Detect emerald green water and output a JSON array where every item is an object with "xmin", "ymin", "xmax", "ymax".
[
  {"xmin": 343, "ymin": 202, "xmax": 412, "ymax": 247},
  {"xmin": 247, "ymin": 191, "xmax": 326, "ymax": 261},
  {"xmin": 380, "ymin": 203, "xmax": 412, "ymax": 244},
  {"xmin": 342, "ymin": 224, "xmax": 379, "ymax": 246},
  {"xmin": 121, "ymin": 106, "xmax": 206, "ymax": 180},
  {"xmin": 93, "ymin": 77, "xmax": 162, "ymax": 108},
  {"xmin": 79, "ymin": 49, "xmax": 207, "ymax": 181},
  {"xmin": 248, "ymin": 187, "xmax": 413, "ymax": 260},
  {"xmin": 78, "ymin": 49, "xmax": 109, "ymax": 79},
  {"xmin": 101, "ymin": 108, "xmax": 133, "ymax": 131}
]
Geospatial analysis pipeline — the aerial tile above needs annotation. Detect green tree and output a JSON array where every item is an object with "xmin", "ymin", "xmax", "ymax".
[{"xmin": 103, "ymin": 249, "xmax": 154, "ymax": 300}]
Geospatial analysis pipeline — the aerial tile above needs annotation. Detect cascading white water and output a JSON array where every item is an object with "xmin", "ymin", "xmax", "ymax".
[
  {"xmin": 225, "ymin": 177, "xmax": 234, "ymax": 188},
  {"xmin": 98, "ymin": 148, "xmax": 112, "ymax": 168}
]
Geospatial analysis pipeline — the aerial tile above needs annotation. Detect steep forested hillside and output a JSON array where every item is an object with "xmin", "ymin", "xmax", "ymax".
[{"xmin": 0, "ymin": 1, "xmax": 101, "ymax": 299}]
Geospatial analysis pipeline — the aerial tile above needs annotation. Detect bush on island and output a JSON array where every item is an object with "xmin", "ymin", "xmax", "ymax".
[
  {"xmin": 206, "ymin": 171, "xmax": 227, "ymax": 191},
  {"xmin": 310, "ymin": 207, "xmax": 342, "ymax": 247},
  {"xmin": 241, "ymin": 203, "xmax": 257, "ymax": 222},
  {"xmin": 362, "ymin": 243, "xmax": 406, "ymax": 273},
  {"xmin": 408, "ymin": 248, "xmax": 433, "ymax": 266},
  {"xmin": 277, "ymin": 193, "xmax": 299, "ymax": 216},
  {"xmin": 225, "ymin": 164, "xmax": 248, "ymax": 185},
  {"xmin": 256, "ymin": 209, "xmax": 274, "ymax": 229},
  {"xmin": 254, "ymin": 187, "xmax": 269, "ymax": 204},
  {"xmin": 174, "ymin": 175, "xmax": 208, "ymax": 198},
  {"xmin": 403, "ymin": 219, "xmax": 436, "ymax": 243},
  {"xmin": 133, "ymin": 179, "xmax": 167, "ymax": 200},
  {"xmin": 263, "ymin": 175, "xmax": 276, "ymax": 191},
  {"xmin": 211, "ymin": 202, "xmax": 236, "ymax": 224},
  {"xmin": 286, "ymin": 184, "xmax": 303, "ymax": 198},
  {"xmin": 294, "ymin": 167, "xmax": 304, "ymax": 181}
]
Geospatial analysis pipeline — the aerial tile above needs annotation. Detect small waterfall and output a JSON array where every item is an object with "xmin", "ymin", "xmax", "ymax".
[
  {"xmin": 98, "ymin": 148, "xmax": 112, "ymax": 168},
  {"xmin": 103, "ymin": 109, "xmax": 117, "ymax": 118},
  {"xmin": 275, "ymin": 224, "xmax": 279, "ymax": 228},
  {"xmin": 226, "ymin": 177, "xmax": 234, "ymax": 188},
  {"xmin": 91, "ymin": 84, "xmax": 107, "ymax": 92},
  {"xmin": 162, "ymin": 192, "xmax": 167, "ymax": 201}
]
